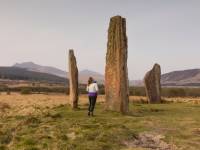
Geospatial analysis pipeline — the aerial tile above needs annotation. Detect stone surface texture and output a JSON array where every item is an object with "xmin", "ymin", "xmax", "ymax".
[
  {"xmin": 68, "ymin": 49, "xmax": 79, "ymax": 108},
  {"xmin": 105, "ymin": 16, "xmax": 129, "ymax": 113},
  {"xmin": 144, "ymin": 64, "xmax": 161, "ymax": 103}
]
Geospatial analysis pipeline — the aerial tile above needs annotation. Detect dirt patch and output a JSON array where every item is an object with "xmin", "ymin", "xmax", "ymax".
[
  {"xmin": 123, "ymin": 132, "xmax": 177, "ymax": 150},
  {"xmin": 0, "ymin": 102, "xmax": 10, "ymax": 112},
  {"xmin": 193, "ymin": 128, "xmax": 200, "ymax": 135}
]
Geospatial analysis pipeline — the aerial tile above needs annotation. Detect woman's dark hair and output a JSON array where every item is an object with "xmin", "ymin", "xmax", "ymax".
[{"xmin": 88, "ymin": 77, "xmax": 94, "ymax": 85}]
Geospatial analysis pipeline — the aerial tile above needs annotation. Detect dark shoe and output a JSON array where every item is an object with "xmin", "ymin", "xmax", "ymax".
[
  {"xmin": 91, "ymin": 112, "xmax": 94, "ymax": 117},
  {"xmin": 88, "ymin": 112, "xmax": 90, "ymax": 116}
]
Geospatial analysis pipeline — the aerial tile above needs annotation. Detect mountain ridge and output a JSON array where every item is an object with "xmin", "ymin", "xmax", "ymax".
[
  {"xmin": 0, "ymin": 67, "xmax": 68, "ymax": 84},
  {"xmin": 161, "ymin": 69, "xmax": 200, "ymax": 86},
  {"xmin": 14, "ymin": 62, "xmax": 67, "ymax": 78},
  {"xmin": 11, "ymin": 62, "xmax": 200, "ymax": 86},
  {"xmin": 13, "ymin": 62, "xmax": 104, "ymax": 84}
]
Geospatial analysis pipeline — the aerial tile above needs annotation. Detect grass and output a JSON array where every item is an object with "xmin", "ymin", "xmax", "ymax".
[{"xmin": 0, "ymin": 100, "xmax": 200, "ymax": 150}]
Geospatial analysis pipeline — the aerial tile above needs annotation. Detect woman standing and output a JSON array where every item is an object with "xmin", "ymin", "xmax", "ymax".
[{"xmin": 86, "ymin": 77, "xmax": 99, "ymax": 116}]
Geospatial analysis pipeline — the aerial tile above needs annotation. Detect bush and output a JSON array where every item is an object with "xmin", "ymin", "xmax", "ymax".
[
  {"xmin": 6, "ymin": 90, "xmax": 11, "ymax": 95},
  {"xmin": 2, "ymin": 82, "xmax": 200, "ymax": 97},
  {"xmin": 170, "ymin": 88, "xmax": 186, "ymax": 97},
  {"xmin": 21, "ymin": 88, "xmax": 32, "ymax": 95},
  {"xmin": 129, "ymin": 86, "xmax": 146, "ymax": 96},
  {"xmin": 162, "ymin": 88, "xmax": 186, "ymax": 97},
  {"xmin": 98, "ymin": 84, "xmax": 105, "ymax": 95}
]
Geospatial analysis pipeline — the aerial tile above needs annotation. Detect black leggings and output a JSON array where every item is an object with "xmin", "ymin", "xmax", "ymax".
[{"xmin": 88, "ymin": 96, "xmax": 97, "ymax": 112}]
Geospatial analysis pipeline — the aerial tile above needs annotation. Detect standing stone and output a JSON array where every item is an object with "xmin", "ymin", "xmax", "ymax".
[
  {"xmin": 105, "ymin": 16, "xmax": 129, "ymax": 113},
  {"xmin": 68, "ymin": 49, "xmax": 79, "ymax": 109},
  {"xmin": 144, "ymin": 64, "xmax": 161, "ymax": 103}
]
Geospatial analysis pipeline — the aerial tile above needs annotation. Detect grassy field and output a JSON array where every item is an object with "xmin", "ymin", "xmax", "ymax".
[{"xmin": 0, "ymin": 94, "xmax": 200, "ymax": 150}]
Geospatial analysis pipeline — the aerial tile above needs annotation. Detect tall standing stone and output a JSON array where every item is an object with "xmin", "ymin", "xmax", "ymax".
[
  {"xmin": 105, "ymin": 16, "xmax": 129, "ymax": 113},
  {"xmin": 68, "ymin": 49, "xmax": 79, "ymax": 109},
  {"xmin": 144, "ymin": 64, "xmax": 161, "ymax": 103}
]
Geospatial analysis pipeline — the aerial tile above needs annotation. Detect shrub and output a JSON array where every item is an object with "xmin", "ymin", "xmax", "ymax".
[
  {"xmin": 162, "ymin": 88, "xmax": 186, "ymax": 97},
  {"xmin": 6, "ymin": 90, "xmax": 11, "ymax": 95},
  {"xmin": 21, "ymin": 88, "xmax": 32, "ymax": 95},
  {"xmin": 129, "ymin": 86, "xmax": 146, "ymax": 96}
]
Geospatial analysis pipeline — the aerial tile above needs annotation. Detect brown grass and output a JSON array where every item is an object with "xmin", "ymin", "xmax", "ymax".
[
  {"xmin": 0, "ymin": 93, "xmax": 104, "ymax": 116},
  {"xmin": 0, "ymin": 93, "xmax": 200, "ymax": 116}
]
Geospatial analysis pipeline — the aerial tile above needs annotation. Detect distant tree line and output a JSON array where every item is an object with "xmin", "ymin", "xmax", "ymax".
[
  {"xmin": 129, "ymin": 86, "xmax": 200, "ymax": 97},
  {"xmin": 1, "ymin": 81, "xmax": 200, "ymax": 97}
]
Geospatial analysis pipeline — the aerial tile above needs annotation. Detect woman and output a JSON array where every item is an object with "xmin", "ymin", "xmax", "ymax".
[{"xmin": 86, "ymin": 77, "xmax": 99, "ymax": 116}]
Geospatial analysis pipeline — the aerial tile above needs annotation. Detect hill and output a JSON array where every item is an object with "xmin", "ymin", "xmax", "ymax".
[
  {"xmin": 14, "ymin": 62, "xmax": 104, "ymax": 84},
  {"xmin": 11, "ymin": 62, "xmax": 200, "ymax": 86},
  {"xmin": 129, "ymin": 69, "xmax": 200, "ymax": 87},
  {"xmin": 79, "ymin": 69, "xmax": 104, "ymax": 84},
  {"xmin": 14, "ymin": 62, "xmax": 67, "ymax": 78},
  {"xmin": 0, "ymin": 67, "xmax": 68, "ymax": 84},
  {"xmin": 129, "ymin": 80, "xmax": 144, "ymax": 86},
  {"xmin": 161, "ymin": 69, "xmax": 200, "ymax": 86}
]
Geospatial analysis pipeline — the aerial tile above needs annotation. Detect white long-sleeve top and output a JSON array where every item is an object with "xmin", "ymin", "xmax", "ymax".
[{"xmin": 86, "ymin": 82, "xmax": 99, "ymax": 93}]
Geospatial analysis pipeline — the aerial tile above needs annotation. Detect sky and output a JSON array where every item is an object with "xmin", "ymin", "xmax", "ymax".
[{"xmin": 0, "ymin": 0, "xmax": 200, "ymax": 80}]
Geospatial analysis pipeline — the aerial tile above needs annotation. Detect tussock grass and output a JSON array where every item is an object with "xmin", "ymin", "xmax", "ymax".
[{"xmin": 0, "ymin": 101, "xmax": 199, "ymax": 149}]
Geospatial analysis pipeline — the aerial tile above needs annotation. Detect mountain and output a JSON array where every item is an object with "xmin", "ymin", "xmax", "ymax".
[
  {"xmin": 161, "ymin": 69, "xmax": 200, "ymax": 86},
  {"xmin": 14, "ymin": 62, "xmax": 67, "ymax": 78},
  {"xmin": 13, "ymin": 62, "xmax": 104, "ymax": 84},
  {"xmin": 13, "ymin": 62, "xmax": 200, "ymax": 86},
  {"xmin": 129, "ymin": 80, "xmax": 143, "ymax": 86},
  {"xmin": 130, "ymin": 69, "xmax": 200, "ymax": 87},
  {"xmin": 79, "ymin": 69, "xmax": 104, "ymax": 84},
  {"xmin": 0, "ymin": 67, "xmax": 68, "ymax": 84}
]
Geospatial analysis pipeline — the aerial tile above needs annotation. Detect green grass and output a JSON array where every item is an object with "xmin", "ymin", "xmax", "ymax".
[{"xmin": 0, "ymin": 103, "xmax": 200, "ymax": 150}]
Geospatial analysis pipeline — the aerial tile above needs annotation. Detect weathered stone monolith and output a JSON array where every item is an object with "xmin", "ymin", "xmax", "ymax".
[
  {"xmin": 105, "ymin": 16, "xmax": 129, "ymax": 113},
  {"xmin": 144, "ymin": 64, "xmax": 161, "ymax": 103},
  {"xmin": 68, "ymin": 49, "xmax": 79, "ymax": 109}
]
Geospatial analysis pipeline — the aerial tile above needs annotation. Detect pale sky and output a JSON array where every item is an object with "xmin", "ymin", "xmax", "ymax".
[{"xmin": 0, "ymin": 0, "xmax": 200, "ymax": 80}]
